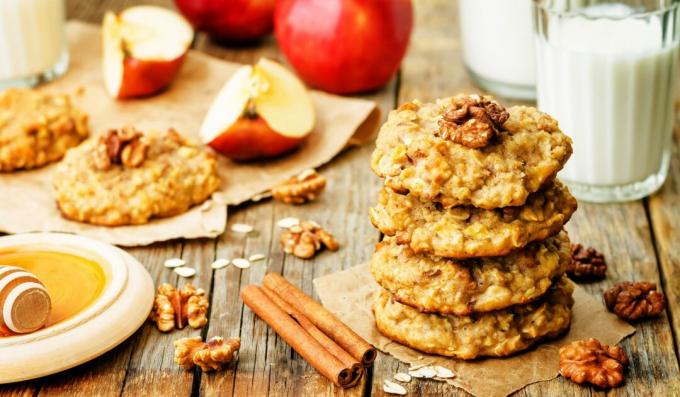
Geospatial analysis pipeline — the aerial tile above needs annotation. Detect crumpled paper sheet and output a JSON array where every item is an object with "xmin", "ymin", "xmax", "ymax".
[
  {"xmin": 314, "ymin": 264, "xmax": 635, "ymax": 397},
  {"xmin": 0, "ymin": 21, "xmax": 379, "ymax": 246}
]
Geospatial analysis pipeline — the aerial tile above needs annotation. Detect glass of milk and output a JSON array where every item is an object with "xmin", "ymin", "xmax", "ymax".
[
  {"xmin": 459, "ymin": 0, "xmax": 536, "ymax": 100},
  {"xmin": 535, "ymin": 0, "xmax": 680, "ymax": 202},
  {"xmin": 0, "ymin": 0, "xmax": 69, "ymax": 89}
]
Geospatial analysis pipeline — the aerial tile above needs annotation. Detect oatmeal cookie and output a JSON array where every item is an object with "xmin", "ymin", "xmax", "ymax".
[
  {"xmin": 0, "ymin": 88, "xmax": 89, "ymax": 171},
  {"xmin": 370, "ymin": 96, "xmax": 572, "ymax": 209},
  {"xmin": 53, "ymin": 127, "xmax": 220, "ymax": 226},
  {"xmin": 372, "ymin": 277, "xmax": 574, "ymax": 359},
  {"xmin": 370, "ymin": 181, "xmax": 576, "ymax": 258},
  {"xmin": 370, "ymin": 233, "xmax": 570, "ymax": 315}
]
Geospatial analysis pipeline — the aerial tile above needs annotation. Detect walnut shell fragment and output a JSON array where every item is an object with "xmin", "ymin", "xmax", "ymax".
[
  {"xmin": 559, "ymin": 338, "xmax": 628, "ymax": 389},
  {"xmin": 272, "ymin": 169, "xmax": 326, "ymax": 204},
  {"xmin": 280, "ymin": 220, "xmax": 339, "ymax": 259},
  {"xmin": 567, "ymin": 243, "xmax": 607, "ymax": 281},
  {"xmin": 604, "ymin": 281, "xmax": 665, "ymax": 321},
  {"xmin": 437, "ymin": 94, "xmax": 509, "ymax": 149},
  {"xmin": 174, "ymin": 336, "xmax": 241, "ymax": 372},
  {"xmin": 149, "ymin": 283, "xmax": 209, "ymax": 332}
]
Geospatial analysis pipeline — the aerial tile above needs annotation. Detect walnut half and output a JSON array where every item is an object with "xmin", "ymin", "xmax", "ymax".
[
  {"xmin": 174, "ymin": 336, "xmax": 240, "ymax": 372},
  {"xmin": 280, "ymin": 220, "xmax": 339, "ymax": 259},
  {"xmin": 567, "ymin": 243, "xmax": 607, "ymax": 281},
  {"xmin": 272, "ymin": 169, "xmax": 327, "ymax": 204},
  {"xmin": 437, "ymin": 94, "xmax": 509, "ymax": 149},
  {"xmin": 149, "ymin": 283, "xmax": 209, "ymax": 332},
  {"xmin": 559, "ymin": 338, "xmax": 628, "ymax": 389},
  {"xmin": 604, "ymin": 281, "xmax": 665, "ymax": 321},
  {"xmin": 93, "ymin": 125, "xmax": 149, "ymax": 170}
]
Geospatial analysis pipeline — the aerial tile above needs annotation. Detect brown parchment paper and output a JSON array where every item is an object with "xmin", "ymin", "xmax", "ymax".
[
  {"xmin": 0, "ymin": 21, "xmax": 379, "ymax": 246},
  {"xmin": 314, "ymin": 264, "xmax": 636, "ymax": 397}
]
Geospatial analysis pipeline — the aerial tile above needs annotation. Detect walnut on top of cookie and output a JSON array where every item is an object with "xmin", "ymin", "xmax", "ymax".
[
  {"xmin": 371, "ymin": 94, "xmax": 573, "ymax": 209},
  {"xmin": 52, "ymin": 125, "xmax": 220, "ymax": 226},
  {"xmin": 437, "ymin": 94, "xmax": 509, "ymax": 149}
]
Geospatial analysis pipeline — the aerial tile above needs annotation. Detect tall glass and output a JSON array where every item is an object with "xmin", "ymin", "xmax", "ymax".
[
  {"xmin": 534, "ymin": 0, "xmax": 680, "ymax": 202},
  {"xmin": 0, "ymin": 0, "xmax": 69, "ymax": 89},
  {"xmin": 459, "ymin": 0, "xmax": 536, "ymax": 100}
]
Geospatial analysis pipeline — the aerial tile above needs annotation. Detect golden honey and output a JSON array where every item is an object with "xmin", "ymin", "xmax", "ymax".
[{"xmin": 0, "ymin": 250, "xmax": 105, "ymax": 336}]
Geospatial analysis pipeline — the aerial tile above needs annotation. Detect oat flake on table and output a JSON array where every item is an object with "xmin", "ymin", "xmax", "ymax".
[
  {"xmin": 232, "ymin": 258, "xmax": 251, "ymax": 269},
  {"xmin": 383, "ymin": 380, "xmax": 407, "ymax": 395},
  {"xmin": 393, "ymin": 373, "xmax": 412, "ymax": 383},
  {"xmin": 277, "ymin": 217, "xmax": 300, "ymax": 229},
  {"xmin": 164, "ymin": 258, "xmax": 185, "ymax": 268},
  {"xmin": 174, "ymin": 267, "xmax": 196, "ymax": 278},
  {"xmin": 210, "ymin": 258, "xmax": 230, "ymax": 269},
  {"xmin": 248, "ymin": 253, "xmax": 266, "ymax": 262},
  {"xmin": 409, "ymin": 366, "xmax": 437, "ymax": 379},
  {"xmin": 231, "ymin": 223, "xmax": 254, "ymax": 233}
]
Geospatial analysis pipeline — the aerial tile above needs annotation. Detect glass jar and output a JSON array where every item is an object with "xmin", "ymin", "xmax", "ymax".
[
  {"xmin": 459, "ymin": 0, "xmax": 536, "ymax": 100},
  {"xmin": 535, "ymin": 0, "xmax": 680, "ymax": 202},
  {"xmin": 0, "ymin": 0, "xmax": 69, "ymax": 88}
]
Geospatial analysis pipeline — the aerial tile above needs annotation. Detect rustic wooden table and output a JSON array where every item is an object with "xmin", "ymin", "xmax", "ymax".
[{"xmin": 3, "ymin": 0, "xmax": 680, "ymax": 396}]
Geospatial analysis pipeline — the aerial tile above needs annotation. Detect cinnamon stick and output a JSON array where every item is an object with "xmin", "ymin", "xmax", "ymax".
[
  {"xmin": 262, "ymin": 273, "xmax": 377, "ymax": 366},
  {"xmin": 240, "ymin": 285, "xmax": 354, "ymax": 387},
  {"xmin": 261, "ymin": 286, "xmax": 363, "ymax": 385}
]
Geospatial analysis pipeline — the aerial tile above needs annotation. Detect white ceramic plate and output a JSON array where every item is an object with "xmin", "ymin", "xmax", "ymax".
[{"xmin": 0, "ymin": 233, "xmax": 154, "ymax": 383}]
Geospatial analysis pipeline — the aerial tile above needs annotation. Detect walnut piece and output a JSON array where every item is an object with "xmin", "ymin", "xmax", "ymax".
[
  {"xmin": 280, "ymin": 220, "xmax": 339, "ymax": 259},
  {"xmin": 149, "ymin": 283, "xmax": 209, "ymax": 332},
  {"xmin": 604, "ymin": 281, "xmax": 665, "ymax": 321},
  {"xmin": 437, "ymin": 94, "xmax": 509, "ymax": 149},
  {"xmin": 567, "ymin": 243, "xmax": 607, "ymax": 281},
  {"xmin": 271, "ymin": 169, "xmax": 327, "ymax": 204},
  {"xmin": 94, "ymin": 125, "xmax": 149, "ymax": 170},
  {"xmin": 174, "ymin": 336, "xmax": 240, "ymax": 372},
  {"xmin": 559, "ymin": 338, "xmax": 628, "ymax": 389}
]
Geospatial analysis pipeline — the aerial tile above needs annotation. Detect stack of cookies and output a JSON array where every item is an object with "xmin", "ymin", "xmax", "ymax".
[{"xmin": 368, "ymin": 94, "xmax": 577, "ymax": 359}]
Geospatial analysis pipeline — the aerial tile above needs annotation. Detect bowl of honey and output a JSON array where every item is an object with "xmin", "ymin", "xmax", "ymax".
[{"xmin": 0, "ymin": 233, "xmax": 153, "ymax": 383}]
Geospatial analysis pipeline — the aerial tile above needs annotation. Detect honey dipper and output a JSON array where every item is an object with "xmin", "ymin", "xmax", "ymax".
[{"xmin": 0, "ymin": 266, "xmax": 52, "ymax": 334}]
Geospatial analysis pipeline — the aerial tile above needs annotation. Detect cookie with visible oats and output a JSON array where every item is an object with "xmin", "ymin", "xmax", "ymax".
[
  {"xmin": 372, "ymin": 277, "xmax": 574, "ymax": 360},
  {"xmin": 370, "ymin": 233, "xmax": 570, "ymax": 315},
  {"xmin": 369, "ymin": 181, "xmax": 577, "ymax": 259},
  {"xmin": 53, "ymin": 127, "xmax": 220, "ymax": 226},
  {"xmin": 370, "ymin": 96, "xmax": 572, "ymax": 209},
  {"xmin": 0, "ymin": 88, "xmax": 89, "ymax": 171}
]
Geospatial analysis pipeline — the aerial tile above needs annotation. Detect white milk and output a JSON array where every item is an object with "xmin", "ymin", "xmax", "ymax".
[
  {"xmin": 537, "ymin": 4, "xmax": 679, "ymax": 187},
  {"xmin": 0, "ymin": 0, "xmax": 67, "ymax": 82},
  {"xmin": 459, "ymin": 0, "xmax": 536, "ymax": 89}
]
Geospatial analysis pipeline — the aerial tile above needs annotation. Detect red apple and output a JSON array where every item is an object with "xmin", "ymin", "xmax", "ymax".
[
  {"xmin": 174, "ymin": 0, "xmax": 275, "ymax": 43},
  {"xmin": 103, "ymin": 6, "xmax": 193, "ymax": 99},
  {"xmin": 200, "ymin": 58, "xmax": 315, "ymax": 161},
  {"xmin": 274, "ymin": 0, "xmax": 413, "ymax": 94}
]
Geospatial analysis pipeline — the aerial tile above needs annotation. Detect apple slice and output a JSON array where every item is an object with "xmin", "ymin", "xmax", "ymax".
[
  {"xmin": 200, "ymin": 58, "xmax": 315, "ymax": 161},
  {"xmin": 103, "ymin": 6, "xmax": 193, "ymax": 99}
]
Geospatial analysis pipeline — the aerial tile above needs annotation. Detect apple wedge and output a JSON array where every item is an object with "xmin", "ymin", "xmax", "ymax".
[
  {"xmin": 200, "ymin": 58, "xmax": 315, "ymax": 161},
  {"xmin": 103, "ymin": 6, "xmax": 193, "ymax": 99}
]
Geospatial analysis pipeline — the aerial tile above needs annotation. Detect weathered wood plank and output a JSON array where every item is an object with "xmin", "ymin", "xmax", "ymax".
[
  {"xmin": 0, "ymin": 384, "xmax": 37, "ymax": 397},
  {"xmin": 397, "ymin": 0, "xmax": 475, "ymax": 105},
  {"xmin": 649, "ymin": 121, "xmax": 680, "ymax": 360},
  {"xmin": 370, "ymin": 1, "xmax": 468, "ymax": 395},
  {"xmin": 120, "ymin": 239, "xmax": 218, "ymax": 397},
  {"xmin": 190, "ymin": 26, "xmax": 282, "ymax": 397}
]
